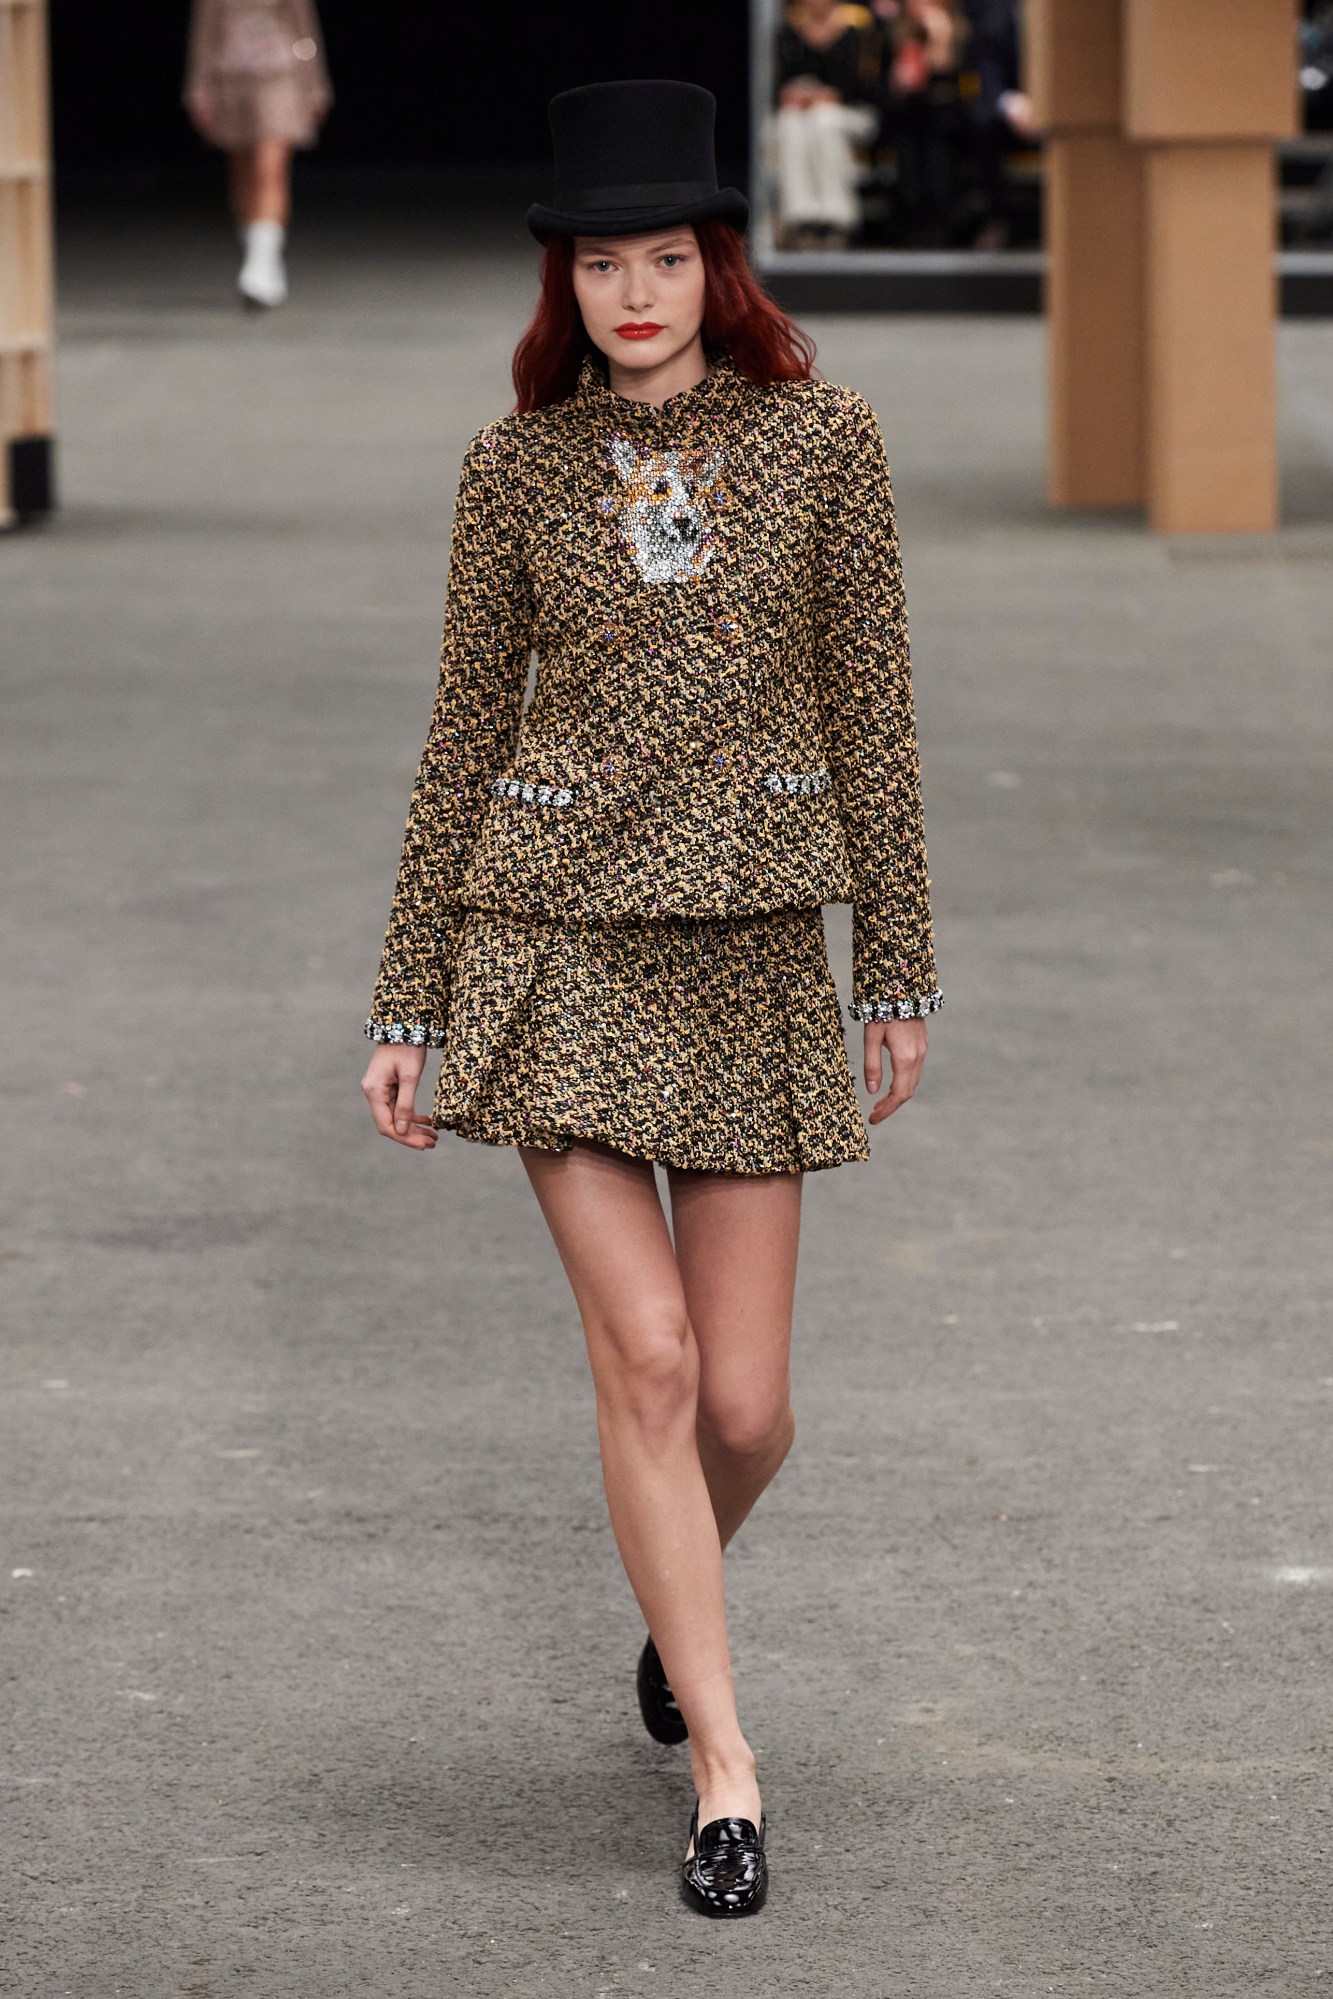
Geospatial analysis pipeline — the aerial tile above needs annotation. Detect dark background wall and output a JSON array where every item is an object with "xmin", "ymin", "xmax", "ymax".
[{"xmin": 49, "ymin": 0, "xmax": 751, "ymax": 168}]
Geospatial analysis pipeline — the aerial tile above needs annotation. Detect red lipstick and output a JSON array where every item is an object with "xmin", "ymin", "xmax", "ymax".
[{"xmin": 615, "ymin": 322, "xmax": 664, "ymax": 339}]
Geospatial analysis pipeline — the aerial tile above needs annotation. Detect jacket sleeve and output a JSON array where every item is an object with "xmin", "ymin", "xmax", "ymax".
[
  {"xmin": 812, "ymin": 387, "xmax": 942, "ymax": 1023},
  {"xmin": 364, "ymin": 424, "xmax": 533, "ymax": 1047},
  {"xmin": 288, "ymin": 0, "xmax": 333, "ymax": 110},
  {"xmin": 183, "ymin": 0, "xmax": 222, "ymax": 104}
]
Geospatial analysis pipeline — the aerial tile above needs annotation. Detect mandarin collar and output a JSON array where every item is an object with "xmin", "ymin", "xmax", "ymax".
[{"xmin": 574, "ymin": 348, "xmax": 750, "ymax": 424}]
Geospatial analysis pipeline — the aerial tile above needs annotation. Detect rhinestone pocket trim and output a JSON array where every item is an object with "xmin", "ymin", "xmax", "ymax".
[
  {"xmin": 847, "ymin": 990, "xmax": 944, "ymax": 1022},
  {"xmin": 490, "ymin": 775, "xmax": 576, "ymax": 806},
  {"xmin": 763, "ymin": 766, "xmax": 832, "ymax": 796},
  {"xmin": 363, "ymin": 1017, "xmax": 447, "ymax": 1046}
]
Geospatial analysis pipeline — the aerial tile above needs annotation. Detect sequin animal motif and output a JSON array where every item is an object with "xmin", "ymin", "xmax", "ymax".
[{"xmin": 606, "ymin": 437, "xmax": 728, "ymax": 585}]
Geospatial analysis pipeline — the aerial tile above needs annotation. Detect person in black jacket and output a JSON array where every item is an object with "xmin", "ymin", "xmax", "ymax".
[
  {"xmin": 883, "ymin": 0, "xmax": 966, "ymax": 245},
  {"xmin": 958, "ymin": 0, "xmax": 1040, "ymax": 247},
  {"xmin": 771, "ymin": 0, "xmax": 885, "ymax": 246}
]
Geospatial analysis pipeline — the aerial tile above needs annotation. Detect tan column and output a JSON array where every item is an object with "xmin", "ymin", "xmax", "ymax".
[
  {"xmin": 1125, "ymin": 0, "xmax": 1299, "ymax": 534},
  {"xmin": 1045, "ymin": 131, "xmax": 1145, "ymax": 506},
  {"xmin": 1027, "ymin": 0, "xmax": 1146, "ymax": 508},
  {"xmin": 1141, "ymin": 144, "xmax": 1278, "ymax": 533},
  {"xmin": 0, "ymin": 0, "xmax": 55, "ymax": 529}
]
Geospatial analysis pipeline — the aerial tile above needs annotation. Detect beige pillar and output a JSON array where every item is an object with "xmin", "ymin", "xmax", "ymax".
[
  {"xmin": 1125, "ymin": 0, "xmax": 1298, "ymax": 533},
  {"xmin": 1140, "ymin": 145, "xmax": 1278, "ymax": 533},
  {"xmin": 1045, "ymin": 130, "xmax": 1146, "ymax": 508},
  {"xmin": 0, "ymin": 0, "xmax": 55, "ymax": 529},
  {"xmin": 1123, "ymin": 0, "xmax": 1301, "ymax": 139},
  {"xmin": 1027, "ymin": 0, "xmax": 1146, "ymax": 508},
  {"xmin": 1029, "ymin": 0, "xmax": 1299, "ymax": 533}
]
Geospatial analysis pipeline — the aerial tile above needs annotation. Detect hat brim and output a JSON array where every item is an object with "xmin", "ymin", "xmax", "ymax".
[{"xmin": 525, "ymin": 186, "xmax": 749, "ymax": 246}]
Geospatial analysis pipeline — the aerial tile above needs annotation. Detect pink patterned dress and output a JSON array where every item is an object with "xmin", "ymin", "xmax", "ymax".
[{"xmin": 184, "ymin": 0, "xmax": 332, "ymax": 149}]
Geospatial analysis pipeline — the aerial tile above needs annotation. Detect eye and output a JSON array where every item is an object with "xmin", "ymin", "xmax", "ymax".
[
  {"xmin": 653, "ymin": 479, "xmax": 670, "ymax": 496},
  {"xmin": 660, "ymin": 254, "xmax": 682, "ymax": 267}
]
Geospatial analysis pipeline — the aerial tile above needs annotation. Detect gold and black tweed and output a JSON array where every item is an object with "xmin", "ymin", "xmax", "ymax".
[
  {"xmin": 365, "ymin": 347, "xmax": 940, "ymax": 1172},
  {"xmin": 433, "ymin": 907, "xmax": 870, "ymax": 1174}
]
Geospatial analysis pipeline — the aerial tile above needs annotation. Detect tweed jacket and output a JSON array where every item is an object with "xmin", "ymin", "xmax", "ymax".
[{"xmin": 365, "ymin": 348, "xmax": 941, "ymax": 1047}]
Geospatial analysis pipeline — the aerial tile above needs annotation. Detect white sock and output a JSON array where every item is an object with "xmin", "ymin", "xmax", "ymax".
[{"xmin": 238, "ymin": 220, "xmax": 287, "ymax": 306}]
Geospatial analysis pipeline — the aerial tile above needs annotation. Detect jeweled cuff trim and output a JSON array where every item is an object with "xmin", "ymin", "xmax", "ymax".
[
  {"xmin": 847, "ymin": 990, "xmax": 943, "ymax": 1022},
  {"xmin": 363, "ymin": 1017, "xmax": 447, "ymax": 1047}
]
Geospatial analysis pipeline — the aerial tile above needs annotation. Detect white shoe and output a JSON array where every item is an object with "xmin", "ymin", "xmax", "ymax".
[{"xmin": 237, "ymin": 220, "xmax": 287, "ymax": 308}]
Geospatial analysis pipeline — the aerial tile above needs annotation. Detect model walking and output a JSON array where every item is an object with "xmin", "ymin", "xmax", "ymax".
[
  {"xmin": 184, "ymin": 0, "xmax": 332, "ymax": 308},
  {"xmin": 360, "ymin": 80, "xmax": 941, "ymax": 1917}
]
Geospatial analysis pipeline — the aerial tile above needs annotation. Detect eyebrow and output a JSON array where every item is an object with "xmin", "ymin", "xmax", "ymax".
[{"xmin": 576, "ymin": 235, "xmax": 694, "ymax": 255}]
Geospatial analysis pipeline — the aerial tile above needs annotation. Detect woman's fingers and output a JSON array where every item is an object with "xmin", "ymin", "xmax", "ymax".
[
  {"xmin": 864, "ymin": 1020, "xmax": 928, "ymax": 1124},
  {"xmin": 390, "ymin": 1064, "xmax": 417, "ymax": 1135},
  {"xmin": 406, "ymin": 1110, "xmax": 438, "ymax": 1147},
  {"xmin": 360, "ymin": 1049, "xmax": 435, "ymax": 1147},
  {"xmin": 362, "ymin": 1072, "xmax": 398, "ymax": 1138},
  {"xmin": 868, "ymin": 1068, "xmax": 916, "ymax": 1123},
  {"xmin": 392, "ymin": 1107, "xmax": 437, "ymax": 1149}
]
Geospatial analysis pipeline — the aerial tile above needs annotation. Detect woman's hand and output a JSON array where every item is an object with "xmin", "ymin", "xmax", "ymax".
[
  {"xmin": 187, "ymin": 89, "xmax": 216, "ymax": 137},
  {"xmin": 863, "ymin": 1018, "xmax": 928, "ymax": 1124},
  {"xmin": 361, "ymin": 1044, "xmax": 438, "ymax": 1150}
]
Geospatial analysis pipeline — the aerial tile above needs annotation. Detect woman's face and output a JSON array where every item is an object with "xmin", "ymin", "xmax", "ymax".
[{"xmin": 570, "ymin": 226, "xmax": 706, "ymax": 376}]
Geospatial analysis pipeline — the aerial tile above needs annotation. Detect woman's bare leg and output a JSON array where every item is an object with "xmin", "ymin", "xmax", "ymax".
[
  {"xmin": 226, "ymin": 148, "xmax": 254, "ymax": 225},
  {"xmin": 519, "ymin": 1138, "xmax": 761, "ymax": 1849},
  {"xmin": 227, "ymin": 141, "xmax": 292, "ymax": 226},
  {"xmin": 246, "ymin": 138, "xmax": 292, "ymax": 225},
  {"xmin": 666, "ymin": 1164, "xmax": 802, "ymax": 1550}
]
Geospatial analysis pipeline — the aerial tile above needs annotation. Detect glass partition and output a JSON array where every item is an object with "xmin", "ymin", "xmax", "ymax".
[
  {"xmin": 1288, "ymin": 4, "xmax": 1333, "ymax": 253},
  {"xmin": 751, "ymin": 0, "xmax": 1333, "ymax": 313},
  {"xmin": 749, "ymin": 0, "xmax": 1044, "ymax": 308}
]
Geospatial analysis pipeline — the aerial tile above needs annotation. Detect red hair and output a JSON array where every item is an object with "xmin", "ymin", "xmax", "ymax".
[{"xmin": 510, "ymin": 219, "xmax": 818, "ymax": 415}]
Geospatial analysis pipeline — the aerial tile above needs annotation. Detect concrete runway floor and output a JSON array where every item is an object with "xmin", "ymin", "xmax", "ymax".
[{"xmin": 4, "ymin": 189, "xmax": 1333, "ymax": 1996}]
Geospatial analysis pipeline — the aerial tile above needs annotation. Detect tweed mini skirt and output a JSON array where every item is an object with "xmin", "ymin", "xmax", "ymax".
[{"xmin": 432, "ymin": 906, "xmax": 872, "ymax": 1175}]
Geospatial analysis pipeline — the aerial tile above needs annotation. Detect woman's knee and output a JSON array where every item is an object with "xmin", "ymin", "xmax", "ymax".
[
  {"xmin": 590, "ymin": 1303, "xmax": 698, "ymax": 1437},
  {"xmin": 698, "ymin": 1386, "xmax": 795, "ymax": 1466}
]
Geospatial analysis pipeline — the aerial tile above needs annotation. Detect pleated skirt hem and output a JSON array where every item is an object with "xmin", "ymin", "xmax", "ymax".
[
  {"xmin": 438, "ymin": 1110, "xmax": 867, "ymax": 1177},
  {"xmin": 431, "ymin": 906, "xmax": 873, "ymax": 1178}
]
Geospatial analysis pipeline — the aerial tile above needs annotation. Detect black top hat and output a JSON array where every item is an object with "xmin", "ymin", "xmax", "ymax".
[{"xmin": 525, "ymin": 80, "xmax": 749, "ymax": 245}]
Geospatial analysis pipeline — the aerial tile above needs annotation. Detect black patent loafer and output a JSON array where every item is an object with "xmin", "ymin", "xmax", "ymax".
[
  {"xmin": 636, "ymin": 1634, "xmax": 688, "ymax": 1745},
  {"xmin": 681, "ymin": 1799, "xmax": 769, "ymax": 1916}
]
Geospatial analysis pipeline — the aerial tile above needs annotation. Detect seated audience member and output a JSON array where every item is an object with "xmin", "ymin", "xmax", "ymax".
[
  {"xmin": 885, "ymin": 0, "xmax": 966, "ymax": 246},
  {"xmin": 773, "ymin": 0, "xmax": 885, "ymax": 248},
  {"xmin": 959, "ymin": 0, "xmax": 1040, "ymax": 248}
]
